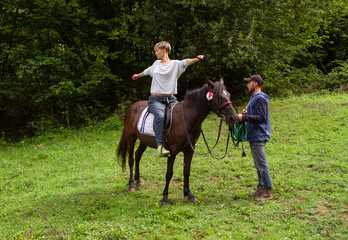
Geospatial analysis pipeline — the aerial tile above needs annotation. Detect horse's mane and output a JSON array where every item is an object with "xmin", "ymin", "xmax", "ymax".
[
  {"xmin": 183, "ymin": 81, "xmax": 226, "ymax": 113},
  {"xmin": 183, "ymin": 84, "xmax": 209, "ymax": 113}
]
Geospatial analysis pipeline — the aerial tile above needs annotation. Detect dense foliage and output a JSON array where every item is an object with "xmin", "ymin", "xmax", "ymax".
[{"xmin": 1, "ymin": 0, "xmax": 347, "ymax": 138}]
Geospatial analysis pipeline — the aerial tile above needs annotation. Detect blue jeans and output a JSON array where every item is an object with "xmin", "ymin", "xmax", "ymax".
[
  {"xmin": 249, "ymin": 141, "xmax": 272, "ymax": 189},
  {"xmin": 148, "ymin": 95, "xmax": 178, "ymax": 144}
]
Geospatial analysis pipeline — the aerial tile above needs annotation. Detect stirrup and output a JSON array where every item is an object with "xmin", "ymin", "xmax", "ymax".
[{"xmin": 157, "ymin": 145, "xmax": 170, "ymax": 157}]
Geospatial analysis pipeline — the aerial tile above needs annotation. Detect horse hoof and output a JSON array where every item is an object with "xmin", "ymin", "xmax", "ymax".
[
  {"xmin": 128, "ymin": 187, "xmax": 135, "ymax": 193},
  {"xmin": 189, "ymin": 197, "xmax": 198, "ymax": 203},
  {"xmin": 161, "ymin": 201, "xmax": 169, "ymax": 207},
  {"xmin": 136, "ymin": 182, "xmax": 144, "ymax": 187}
]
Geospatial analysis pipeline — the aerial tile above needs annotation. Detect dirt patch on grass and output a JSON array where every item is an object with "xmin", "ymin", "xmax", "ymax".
[
  {"xmin": 316, "ymin": 205, "xmax": 330, "ymax": 217},
  {"xmin": 344, "ymin": 203, "xmax": 348, "ymax": 224},
  {"xmin": 209, "ymin": 176, "xmax": 217, "ymax": 183},
  {"xmin": 145, "ymin": 184, "xmax": 159, "ymax": 189},
  {"xmin": 344, "ymin": 214, "xmax": 348, "ymax": 224}
]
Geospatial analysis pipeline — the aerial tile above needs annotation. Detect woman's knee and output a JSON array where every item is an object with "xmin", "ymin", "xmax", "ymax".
[{"xmin": 154, "ymin": 109, "xmax": 165, "ymax": 119}]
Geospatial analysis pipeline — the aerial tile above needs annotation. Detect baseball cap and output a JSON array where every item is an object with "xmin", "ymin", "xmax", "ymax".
[{"xmin": 244, "ymin": 75, "xmax": 263, "ymax": 86}]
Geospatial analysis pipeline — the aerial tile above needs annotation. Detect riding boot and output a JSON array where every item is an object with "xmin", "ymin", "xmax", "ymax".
[
  {"xmin": 255, "ymin": 188, "xmax": 273, "ymax": 201},
  {"xmin": 248, "ymin": 185, "xmax": 264, "ymax": 197}
]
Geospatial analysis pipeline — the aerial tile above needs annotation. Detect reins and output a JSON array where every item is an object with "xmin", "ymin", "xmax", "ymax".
[
  {"xmin": 205, "ymin": 117, "xmax": 224, "ymax": 152},
  {"xmin": 182, "ymin": 101, "xmax": 230, "ymax": 159},
  {"xmin": 182, "ymin": 100, "xmax": 247, "ymax": 159}
]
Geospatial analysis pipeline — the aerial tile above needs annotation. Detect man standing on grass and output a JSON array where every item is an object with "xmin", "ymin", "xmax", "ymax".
[{"xmin": 238, "ymin": 75, "xmax": 273, "ymax": 201}]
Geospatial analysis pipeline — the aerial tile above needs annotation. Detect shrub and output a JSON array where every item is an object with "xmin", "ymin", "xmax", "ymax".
[{"xmin": 320, "ymin": 60, "xmax": 348, "ymax": 91}]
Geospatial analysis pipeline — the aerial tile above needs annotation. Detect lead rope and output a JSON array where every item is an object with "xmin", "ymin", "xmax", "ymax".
[{"xmin": 229, "ymin": 115, "xmax": 247, "ymax": 157}]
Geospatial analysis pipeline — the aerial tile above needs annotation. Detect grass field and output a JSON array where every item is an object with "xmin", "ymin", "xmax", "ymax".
[{"xmin": 1, "ymin": 92, "xmax": 347, "ymax": 239}]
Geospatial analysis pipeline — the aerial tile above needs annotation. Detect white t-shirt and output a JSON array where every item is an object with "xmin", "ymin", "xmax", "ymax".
[{"xmin": 143, "ymin": 59, "xmax": 188, "ymax": 94}]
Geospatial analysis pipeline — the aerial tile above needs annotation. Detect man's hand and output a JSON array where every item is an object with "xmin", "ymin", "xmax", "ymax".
[{"xmin": 238, "ymin": 109, "xmax": 247, "ymax": 121}]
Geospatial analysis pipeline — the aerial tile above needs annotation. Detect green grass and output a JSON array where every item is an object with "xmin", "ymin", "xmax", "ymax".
[{"xmin": 1, "ymin": 92, "xmax": 347, "ymax": 239}]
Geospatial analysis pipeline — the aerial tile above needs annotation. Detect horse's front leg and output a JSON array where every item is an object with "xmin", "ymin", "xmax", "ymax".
[
  {"xmin": 161, "ymin": 155, "xmax": 176, "ymax": 206},
  {"xmin": 184, "ymin": 150, "xmax": 197, "ymax": 203}
]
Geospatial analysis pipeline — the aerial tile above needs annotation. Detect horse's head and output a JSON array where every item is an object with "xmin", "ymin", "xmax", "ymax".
[{"xmin": 207, "ymin": 78, "xmax": 238, "ymax": 126}]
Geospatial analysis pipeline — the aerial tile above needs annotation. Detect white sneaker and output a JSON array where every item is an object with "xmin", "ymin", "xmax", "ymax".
[{"xmin": 157, "ymin": 145, "xmax": 170, "ymax": 157}]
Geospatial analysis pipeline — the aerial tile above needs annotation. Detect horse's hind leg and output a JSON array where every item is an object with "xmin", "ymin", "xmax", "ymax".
[
  {"xmin": 135, "ymin": 143, "xmax": 147, "ymax": 187},
  {"xmin": 127, "ymin": 140, "xmax": 136, "ymax": 193}
]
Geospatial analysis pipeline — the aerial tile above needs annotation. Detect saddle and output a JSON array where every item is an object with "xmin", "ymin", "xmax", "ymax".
[{"xmin": 137, "ymin": 103, "xmax": 177, "ymax": 138}]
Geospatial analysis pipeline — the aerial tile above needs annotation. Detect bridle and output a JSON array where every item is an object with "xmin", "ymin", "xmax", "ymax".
[{"xmin": 217, "ymin": 101, "xmax": 233, "ymax": 117}]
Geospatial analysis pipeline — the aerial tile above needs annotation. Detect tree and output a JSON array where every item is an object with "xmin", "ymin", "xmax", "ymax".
[{"xmin": 1, "ymin": 0, "xmax": 347, "ymax": 138}]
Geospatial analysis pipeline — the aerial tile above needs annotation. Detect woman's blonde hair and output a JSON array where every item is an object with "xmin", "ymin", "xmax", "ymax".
[{"xmin": 154, "ymin": 41, "xmax": 171, "ymax": 52}]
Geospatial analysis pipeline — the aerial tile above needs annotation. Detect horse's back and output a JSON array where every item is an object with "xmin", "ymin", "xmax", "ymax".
[
  {"xmin": 126, "ymin": 101, "xmax": 147, "ymax": 113},
  {"xmin": 123, "ymin": 100, "xmax": 147, "ymax": 135},
  {"xmin": 125, "ymin": 100, "xmax": 147, "ymax": 122}
]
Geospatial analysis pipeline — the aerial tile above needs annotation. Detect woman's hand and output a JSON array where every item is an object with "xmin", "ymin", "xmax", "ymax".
[
  {"xmin": 187, "ymin": 55, "xmax": 205, "ymax": 66},
  {"xmin": 197, "ymin": 55, "xmax": 205, "ymax": 60},
  {"xmin": 132, "ymin": 72, "xmax": 144, "ymax": 80},
  {"xmin": 132, "ymin": 74, "xmax": 139, "ymax": 80}
]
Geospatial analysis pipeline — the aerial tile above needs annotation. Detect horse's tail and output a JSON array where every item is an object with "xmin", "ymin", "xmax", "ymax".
[{"xmin": 116, "ymin": 129, "xmax": 127, "ymax": 171}]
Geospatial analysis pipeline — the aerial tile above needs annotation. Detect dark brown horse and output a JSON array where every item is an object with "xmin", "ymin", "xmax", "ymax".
[{"xmin": 117, "ymin": 78, "xmax": 237, "ymax": 206}]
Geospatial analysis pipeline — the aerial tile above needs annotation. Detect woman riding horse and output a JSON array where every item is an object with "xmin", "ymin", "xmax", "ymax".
[{"xmin": 132, "ymin": 41, "xmax": 205, "ymax": 157}]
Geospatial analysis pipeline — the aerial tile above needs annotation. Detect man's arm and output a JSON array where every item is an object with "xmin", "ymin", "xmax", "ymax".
[{"xmin": 241, "ymin": 98, "xmax": 267, "ymax": 124}]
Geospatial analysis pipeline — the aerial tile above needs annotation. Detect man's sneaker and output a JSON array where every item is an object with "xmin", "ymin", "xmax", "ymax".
[{"xmin": 157, "ymin": 145, "xmax": 170, "ymax": 157}]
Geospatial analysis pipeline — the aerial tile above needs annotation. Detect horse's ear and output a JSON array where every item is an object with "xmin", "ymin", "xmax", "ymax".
[
  {"xmin": 206, "ymin": 79, "xmax": 214, "ymax": 89},
  {"xmin": 219, "ymin": 77, "xmax": 224, "ymax": 84}
]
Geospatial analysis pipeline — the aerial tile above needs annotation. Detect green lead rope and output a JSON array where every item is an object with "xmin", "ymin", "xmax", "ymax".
[{"xmin": 230, "ymin": 120, "xmax": 247, "ymax": 157}]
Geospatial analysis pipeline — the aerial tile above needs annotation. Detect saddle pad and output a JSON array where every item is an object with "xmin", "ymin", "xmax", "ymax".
[
  {"xmin": 137, "ymin": 107, "xmax": 155, "ymax": 136},
  {"xmin": 137, "ymin": 104, "xmax": 176, "ymax": 137}
]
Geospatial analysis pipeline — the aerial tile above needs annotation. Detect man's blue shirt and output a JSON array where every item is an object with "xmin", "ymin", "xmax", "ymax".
[{"xmin": 242, "ymin": 92, "xmax": 271, "ymax": 142}]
